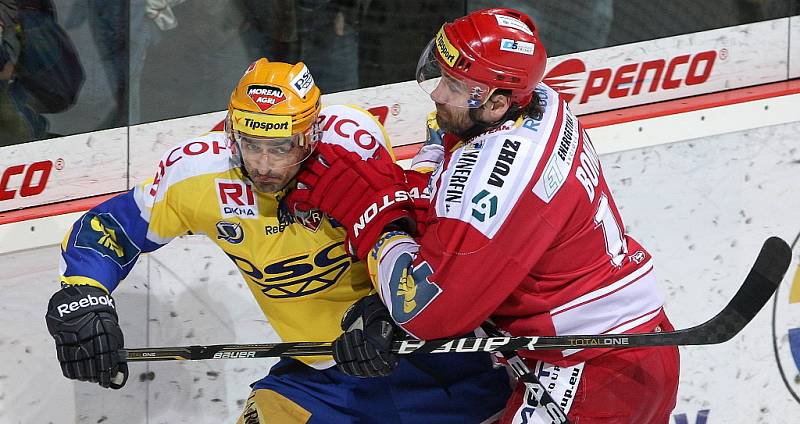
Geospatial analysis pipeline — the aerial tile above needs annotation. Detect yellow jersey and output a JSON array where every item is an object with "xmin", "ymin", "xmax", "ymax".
[{"xmin": 60, "ymin": 104, "xmax": 394, "ymax": 367}]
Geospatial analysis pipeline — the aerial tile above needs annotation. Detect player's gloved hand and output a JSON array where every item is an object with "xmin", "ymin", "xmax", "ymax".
[
  {"xmin": 404, "ymin": 169, "xmax": 432, "ymax": 236},
  {"xmin": 287, "ymin": 143, "xmax": 416, "ymax": 259},
  {"xmin": 332, "ymin": 294, "xmax": 400, "ymax": 378},
  {"xmin": 45, "ymin": 285, "xmax": 128, "ymax": 389}
]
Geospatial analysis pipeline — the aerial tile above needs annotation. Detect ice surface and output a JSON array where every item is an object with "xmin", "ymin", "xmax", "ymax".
[{"xmin": 1, "ymin": 121, "xmax": 798, "ymax": 423}]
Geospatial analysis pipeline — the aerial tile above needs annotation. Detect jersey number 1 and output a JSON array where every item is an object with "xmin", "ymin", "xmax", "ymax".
[{"xmin": 594, "ymin": 193, "xmax": 627, "ymax": 267}]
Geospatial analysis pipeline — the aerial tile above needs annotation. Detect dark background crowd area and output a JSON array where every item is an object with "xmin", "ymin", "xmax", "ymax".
[{"xmin": 1, "ymin": 0, "xmax": 797, "ymax": 147}]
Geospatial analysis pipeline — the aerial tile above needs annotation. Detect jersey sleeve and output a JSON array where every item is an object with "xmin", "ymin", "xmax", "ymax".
[
  {"xmin": 317, "ymin": 104, "xmax": 397, "ymax": 162},
  {"xmin": 367, "ymin": 204, "xmax": 562, "ymax": 339},
  {"xmin": 59, "ymin": 141, "xmax": 206, "ymax": 293}
]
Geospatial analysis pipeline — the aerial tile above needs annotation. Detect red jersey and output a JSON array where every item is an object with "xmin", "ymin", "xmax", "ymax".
[{"xmin": 367, "ymin": 83, "xmax": 666, "ymax": 365}]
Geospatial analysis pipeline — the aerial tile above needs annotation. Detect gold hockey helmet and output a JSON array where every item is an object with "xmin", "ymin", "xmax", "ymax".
[{"xmin": 226, "ymin": 58, "xmax": 322, "ymax": 169}]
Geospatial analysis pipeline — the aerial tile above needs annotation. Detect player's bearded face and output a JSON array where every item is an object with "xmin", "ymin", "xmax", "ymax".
[
  {"xmin": 434, "ymin": 102, "xmax": 474, "ymax": 135},
  {"xmin": 429, "ymin": 72, "xmax": 479, "ymax": 135},
  {"xmin": 239, "ymin": 138, "xmax": 307, "ymax": 193}
]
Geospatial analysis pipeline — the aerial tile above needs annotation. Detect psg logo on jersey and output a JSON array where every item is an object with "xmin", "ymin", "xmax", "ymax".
[
  {"xmin": 247, "ymin": 84, "xmax": 286, "ymax": 112},
  {"xmin": 226, "ymin": 242, "xmax": 350, "ymax": 299}
]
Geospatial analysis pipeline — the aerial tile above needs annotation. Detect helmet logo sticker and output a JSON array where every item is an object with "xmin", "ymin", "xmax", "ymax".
[
  {"xmin": 500, "ymin": 39, "xmax": 535, "ymax": 55},
  {"xmin": 231, "ymin": 110, "xmax": 292, "ymax": 137},
  {"xmin": 247, "ymin": 85, "xmax": 286, "ymax": 112},
  {"xmin": 494, "ymin": 15, "xmax": 533, "ymax": 35},
  {"xmin": 290, "ymin": 65, "xmax": 315, "ymax": 99},
  {"xmin": 435, "ymin": 27, "xmax": 459, "ymax": 67}
]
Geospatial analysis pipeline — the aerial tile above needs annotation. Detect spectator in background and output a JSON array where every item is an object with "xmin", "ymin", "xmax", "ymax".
[
  {"xmin": 0, "ymin": 0, "xmax": 83, "ymax": 145},
  {"xmin": 0, "ymin": 0, "xmax": 30, "ymax": 146},
  {"xmin": 467, "ymin": 0, "xmax": 614, "ymax": 56},
  {"xmin": 358, "ymin": 0, "xmax": 460, "ymax": 87},
  {"xmin": 136, "ymin": 0, "xmax": 360, "ymax": 122},
  {"xmin": 294, "ymin": 0, "xmax": 359, "ymax": 92},
  {"xmin": 465, "ymin": 1, "xmax": 789, "ymax": 63},
  {"xmin": 64, "ymin": 1, "xmax": 127, "ymax": 128},
  {"xmin": 606, "ymin": 0, "xmax": 793, "ymax": 47},
  {"xmin": 240, "ymin": 0, "xmax": 297, "ymax": 62},
  {"xmin": 137, "ymin": 0, "xmax": 261, "ymax": 121},
  {"xmin": 241, "ymin": 0, "xmax": 360, "ymax": 93},
  {"xmin": 65, "ymin": 0, "xmax": 180, "ymax": 127}
]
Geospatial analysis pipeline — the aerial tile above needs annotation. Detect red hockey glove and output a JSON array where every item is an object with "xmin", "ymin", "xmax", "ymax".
[
  {"xmin": 404, "ymin": 170, "xmax": 431, "ymax": 236},
  {"xmin": 287, "ymin": 143, "xmax": 415, "ymax": 259}
]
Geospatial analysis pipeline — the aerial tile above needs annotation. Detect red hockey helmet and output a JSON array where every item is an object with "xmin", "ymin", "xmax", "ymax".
[{"xmin": 416, "ymin": 8, "xmax": 547, "ymax": 108}]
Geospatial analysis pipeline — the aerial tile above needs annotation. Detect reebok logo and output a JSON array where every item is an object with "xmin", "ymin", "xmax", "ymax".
[{"xmin": 57, "ymin": 294, "xmax": 115, "ymax": 318}]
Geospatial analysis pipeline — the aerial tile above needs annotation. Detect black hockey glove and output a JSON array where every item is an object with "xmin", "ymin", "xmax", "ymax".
[
  {"xmin": 332, "ymin": 294, "xmax": 400, "ymax": 378},
  {"xmin": 45, "ymin": 285, "xmax": 128, "ymax": 389}
]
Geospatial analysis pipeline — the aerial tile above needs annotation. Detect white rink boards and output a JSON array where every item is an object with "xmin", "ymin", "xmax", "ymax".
[{"xmin": 1, "ymin": 121, "xmax": 799, "ymax": 423}]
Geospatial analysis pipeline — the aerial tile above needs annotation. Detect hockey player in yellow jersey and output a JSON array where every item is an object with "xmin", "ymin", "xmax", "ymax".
[{"xmin": 44, "ymin": 58, "xmax": 511, "ymax": 423}]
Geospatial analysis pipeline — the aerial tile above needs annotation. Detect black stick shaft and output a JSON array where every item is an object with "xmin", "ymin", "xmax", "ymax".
[{"xmin": 124, "ymin": 236, "xmax": 791, "ymax": 362}]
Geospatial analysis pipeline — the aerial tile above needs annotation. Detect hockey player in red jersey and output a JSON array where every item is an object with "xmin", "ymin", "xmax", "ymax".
[{"xmin": 287, "ymin": 8, "xmax": 680, "ymax": 424}]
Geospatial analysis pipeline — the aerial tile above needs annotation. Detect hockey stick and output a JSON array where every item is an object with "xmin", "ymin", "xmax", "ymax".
[
  {"xmin": 482, "ymin": 322, "xmax": 571, "ymax": 424},
  {"xmin": 123, "ymin": 236, "xmax": 791, "ymax": 362}
]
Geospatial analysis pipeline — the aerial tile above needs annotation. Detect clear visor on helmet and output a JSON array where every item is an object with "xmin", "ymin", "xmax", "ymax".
[
  {"xmin": 226, "ymin": 110, "xmax": 319, "ymax": 169},
  {"xmin": 416, "ymin": 37, "xmax": 492, "ymax": 109}
]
